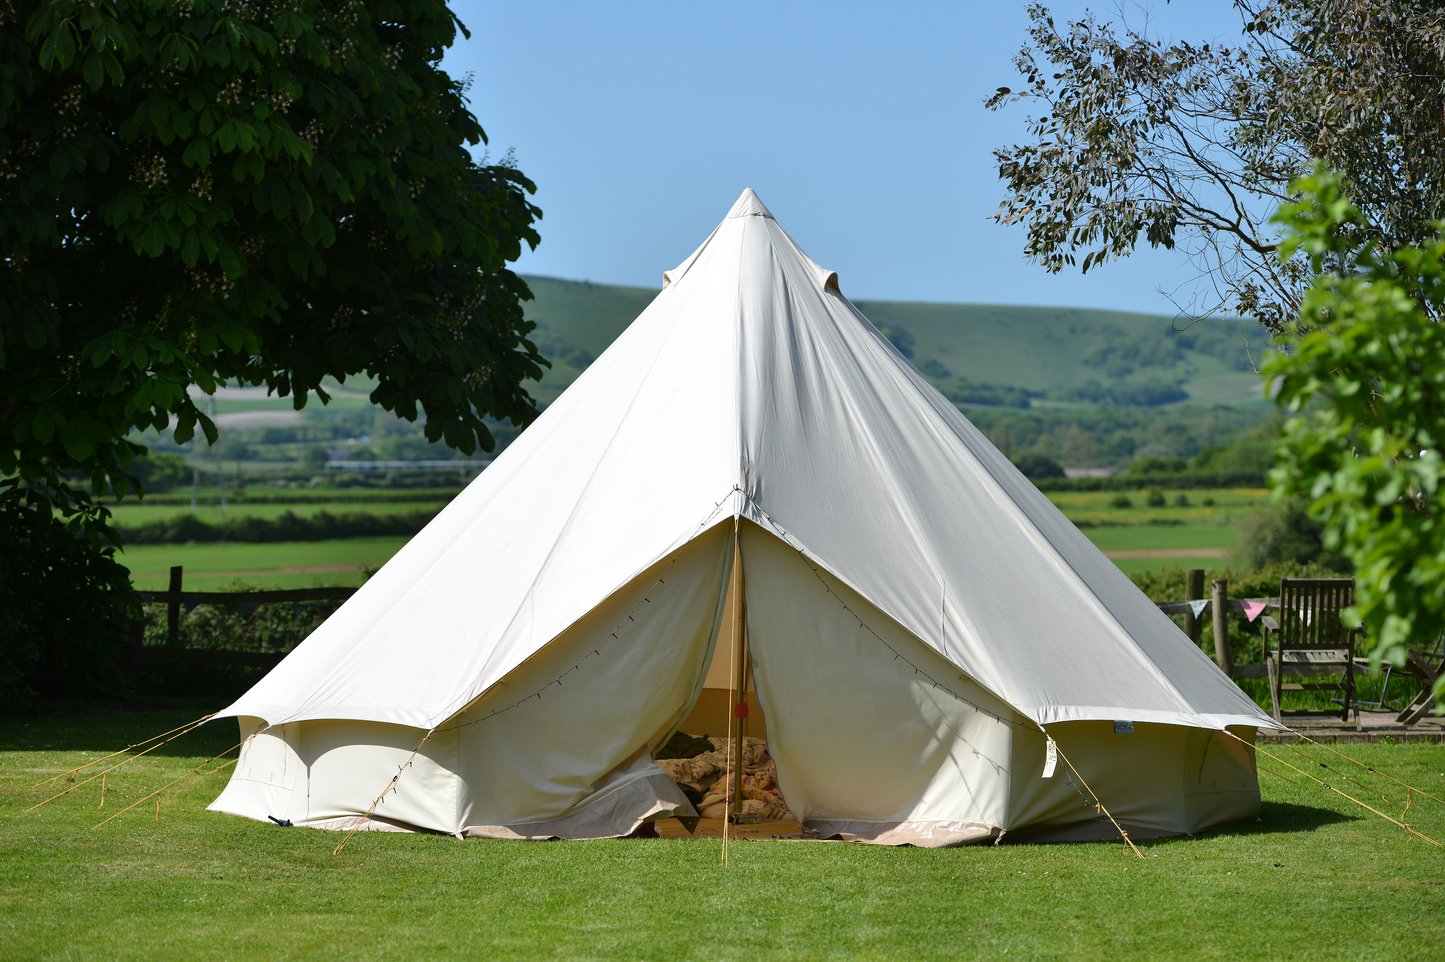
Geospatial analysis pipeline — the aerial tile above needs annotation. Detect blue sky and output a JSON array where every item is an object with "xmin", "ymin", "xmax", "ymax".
[{"xmin": 443, "ymin": 1, "xmax": 1242, "ymax": 314}]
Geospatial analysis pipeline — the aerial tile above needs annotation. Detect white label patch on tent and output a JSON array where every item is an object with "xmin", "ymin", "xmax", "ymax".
[
  {"xmin": 1114, "ymin": 720, "xmax": 1135, "ymax": 734},
  {"xmin": 1042, "ymin": 736, "xmax": 1058, "ymax": 778}
]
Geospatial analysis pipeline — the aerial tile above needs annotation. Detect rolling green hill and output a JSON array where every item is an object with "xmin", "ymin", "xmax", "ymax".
[
  {"xmin": 134, "ymin": 277, "xmax": 1275, "ymax": 476},
  {"xmin": 521, "ymin": 276, "xmax": 1269, "ymax": 412},
  {"xmin": 519, "ymin": 275, "xmax": 1276, "ymax": 469}
]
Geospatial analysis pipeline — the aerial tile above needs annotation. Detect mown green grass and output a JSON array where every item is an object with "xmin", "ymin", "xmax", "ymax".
[
  {"xmin": 2, "ymin": 708, "xmax": 1442, "ymax": 961},
  {"xmin": 1111, "ymin": 555, "xmax": 1239, "ymax": 577},
  {"xmin": 121, "ymin": 537, "xmax": 409, "ymax": 589},
  {"xmin": 1083, "ymin": 524, "xmax": 1240, "ymax": 552}
]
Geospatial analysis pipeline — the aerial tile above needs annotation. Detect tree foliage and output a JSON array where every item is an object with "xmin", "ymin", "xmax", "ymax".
[
  {"xmin": 0, "ymin": 0, "xmax": 545, "ymax": 695},
  {"xmin": 988, "ymin": 1, "xmax": 1445, "ymax": 331},
  {"xmin": 1265, "ymin": 169, "xmax": 1445, "ymax": 688}
]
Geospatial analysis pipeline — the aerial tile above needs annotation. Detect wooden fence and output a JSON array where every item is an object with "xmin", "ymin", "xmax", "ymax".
[
  {"xmin": 124, "ymin": 565, "xmax": 1314, "ymax": 683},
  {"xmin": 125, "ymin": 565, "xmax": 358, "ymax": 674}
]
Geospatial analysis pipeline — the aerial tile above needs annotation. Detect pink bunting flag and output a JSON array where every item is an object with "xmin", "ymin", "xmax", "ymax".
[{"xmin": 1241, "ymin": 600, "xmax": 1268, "ymax": 623}]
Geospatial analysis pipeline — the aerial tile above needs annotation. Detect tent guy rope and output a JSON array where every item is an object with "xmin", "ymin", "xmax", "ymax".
[
  {"xmin": 333, "ymin": 728, "xmax": 436, "ymax": 855},
  {"xmin": 34, "ymin": 713, "xmax": 214, "ymax": 787},
  {"xmin": 1220, "ymin": 729, "xmax": 1440, "ymax": 845},
  {"xmin": 1288, "ymin": 732, "xmax": 1445, "ymax": 808},
  {"xmin": 91, "ymin": 734, "xmax": 256, "ymax": 831},
  {"xmin": 27, "ymin": 714, "xmax": 215, "ymax": 813},
  {"xmin": 1044, "ymin": 730, "xmax": 1146, "ymax": 859}
]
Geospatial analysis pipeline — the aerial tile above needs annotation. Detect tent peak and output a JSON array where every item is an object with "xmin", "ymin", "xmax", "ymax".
[{"xmin": 727, "ymin": 188, "xmax": 774, "ymax": 220}]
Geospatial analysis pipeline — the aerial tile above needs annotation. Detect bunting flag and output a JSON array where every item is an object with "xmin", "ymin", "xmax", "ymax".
[
  {"xmin": 1241, "ymin": 600, "xmax": 1268, "ymax": 623},
  {"xmin": 1189, "ymin": 600, "xmax": 1209, "ymax": 619}
]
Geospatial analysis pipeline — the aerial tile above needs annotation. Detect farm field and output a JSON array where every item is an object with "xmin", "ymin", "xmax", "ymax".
[
  {"xmin": 106, "ymin": 488, "xmax": 1259, "ymax": 590},
  {"xmin": 3, "ymin": 708, "xmax": 1442, "ymax": 961},
  {"xmin": 1046, "ymin": 488, "xmax": 1269, "ymax": 527},
  {"xmin": 120, "ymin": 538, "xmax": 409, "ymax": 590},
  {"xmin": 1085, "ymin": 523, "xmax": 1239, "ymax": 576}
]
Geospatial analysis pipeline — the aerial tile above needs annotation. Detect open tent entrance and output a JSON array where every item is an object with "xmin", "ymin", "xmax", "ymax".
[
  {"xmin": 653, "ymin": 521, "xmax": 787, "ymax": 829},
  {"xmin": 212, "ymin": 517, "xmax": 1260, "ymax": 845}
]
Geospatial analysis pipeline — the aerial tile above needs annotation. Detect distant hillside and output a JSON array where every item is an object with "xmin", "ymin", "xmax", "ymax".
[{"xmin": 521, "ymin": 275, "xmax": 1269, "ymax": 411}]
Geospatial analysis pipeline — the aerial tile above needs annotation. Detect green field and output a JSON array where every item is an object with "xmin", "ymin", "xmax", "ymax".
[
  {"xmin": 3, "ymin": 708, "xmax": 1442, "ymax": 961},
  {"xmin": 105, "ymin": 486, "xmax": 1257, "ymax": 591},
  {"xmin": 121, "ymin": 538, "xmax": 409, "ymax": 589},
  {"xmin": 1048, "ymin": 488, "xmax": 1269, "ymax": 527}
]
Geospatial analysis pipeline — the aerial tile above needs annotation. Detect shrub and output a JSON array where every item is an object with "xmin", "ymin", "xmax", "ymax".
[
  {"xmin": 1173, "ymin": 493, "xmax": 1191, "ymax": 507},
  {"xmin": 142, "ymin": 581, "xmax": 341, "ymax": 653},
  {"xmin": 1109, "ymin": 493, "xmax": 1133, "ymax": 509},
  {"xmin": 1146, "ymin": 488, "xmax": 1167, "ymax": 507},
  {"xmin": 117, "ymin": 509, "xmax": 438, "ymax": 545},
  {"xmin": 1238, "ymin": 502, "xmax": 1350, "ymax": 572},
  {"xmin": 1013, "ymin": 453, "xmax": 1066, "ymax": 479},
  {"xmin": 0, "ymin": 501, "xmax": 134, "ymax": 701}
]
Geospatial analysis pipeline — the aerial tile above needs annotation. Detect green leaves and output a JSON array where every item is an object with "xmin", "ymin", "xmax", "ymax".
[
  {"xmin": 1266, "ymin": 169, "xmax": 1445, "ymax": 696},
  {"xmin": 1, "ymin": 0, "xmax": 544, "ymax": 653}
]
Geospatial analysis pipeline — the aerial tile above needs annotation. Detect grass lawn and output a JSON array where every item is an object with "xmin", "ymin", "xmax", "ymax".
[
  {"xmin": 120, "ymin": 537, "xmax": 410, "ymax": 589},
  {"xmin": 2, "ymin": 707, "xmax": 1442, "ymax": 961},
  {"xmin": 1082, "ymin": 524, "xmax": 1240, "ymax": 553}
]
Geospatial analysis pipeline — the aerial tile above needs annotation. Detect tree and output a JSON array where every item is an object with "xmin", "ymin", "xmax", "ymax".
[
  {"xmin": 987, "ymin": 1, "xmax": 1445, "ymax": 332},
  {"xmin": 0, "ymin": 0, "xmax": 546, "ymax": 696},
  {"xmin": 1265, "ymin": 169, "xmax": 1445, "ymax": 698}
]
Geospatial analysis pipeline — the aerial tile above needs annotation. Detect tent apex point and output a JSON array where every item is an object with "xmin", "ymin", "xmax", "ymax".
[{"xmin": 727, "ymin": 188, "xmax": 774, "ymax": 220}]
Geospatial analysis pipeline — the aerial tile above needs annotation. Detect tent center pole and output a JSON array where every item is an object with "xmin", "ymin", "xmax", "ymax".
[{"xmin": 729, "ymin": 518, "xmax": 747, "ymax": 823}]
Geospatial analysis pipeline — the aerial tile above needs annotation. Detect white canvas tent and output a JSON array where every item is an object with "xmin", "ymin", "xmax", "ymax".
[{"xmin": 210, "ymin": 189, "xmax": 1281, "ymax": 846}]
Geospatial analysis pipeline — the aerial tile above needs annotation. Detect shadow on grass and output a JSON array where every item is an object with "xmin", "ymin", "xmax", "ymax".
[
  {"xmin": 1134, "ymin": 801, "xmax": 1356, "ymax": 850},
  {"xmin": 0, "ymin": 700, "xmax": 240, "ymax": 758}
]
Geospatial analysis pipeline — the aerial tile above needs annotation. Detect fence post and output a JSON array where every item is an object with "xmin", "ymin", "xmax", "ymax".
[
  {"xmin": 1211, "ymin": 578, "xmax": 1233, "ymax": 676},
  {"xmin": 167, "ymin": 566, "xmax": 183, "ymax": 647},
  {"xmin": 1186, "ymin": 568, "xmax": 1205, "ymax": 646}
]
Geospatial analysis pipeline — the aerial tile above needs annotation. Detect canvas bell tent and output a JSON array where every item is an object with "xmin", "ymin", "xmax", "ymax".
[{"xmin": 210, "ymin": 189, "xmax": 1280, "ymax": 846}]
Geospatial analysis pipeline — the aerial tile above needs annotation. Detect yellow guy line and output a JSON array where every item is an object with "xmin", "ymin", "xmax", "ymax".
[
  {"xmin": 34, "ymin": 714, "xmax": 215, "ymax": 788},
  {"xmin": 92, "ymin": 737, "xmax": 251, "ymax": 830},
  {"xmin": 1291, "ymin": 732, "xmax": 1445, "ymax": 808},
  {"xmin": 1043, "ymin": 727, "xmax": 1144, "ymax": 859},
  {"xmin": 27, "ymin": 715, "xmax": 214, "ymax": 813},
  {"xmin": 1222, "ymin": 730, "xmax": 1440, "ymax": 846},
  {"xmin": 333, "ymin": 729, "xmax": 435, "ymax": 856}
]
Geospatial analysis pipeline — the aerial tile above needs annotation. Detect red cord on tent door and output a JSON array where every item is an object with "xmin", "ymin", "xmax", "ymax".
[{"xmin": 733, "ymin": 702, "xmax": 749, "ymax": 719}]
